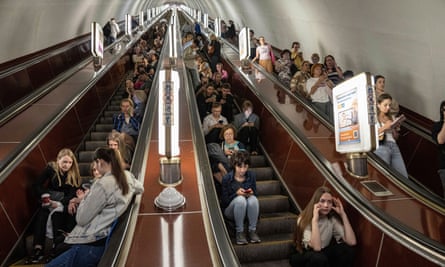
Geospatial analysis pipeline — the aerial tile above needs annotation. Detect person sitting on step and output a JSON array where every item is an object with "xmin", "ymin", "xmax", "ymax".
[{"xmin": 220, "ymin": 150, "xmax": 261, "ymax": 245}]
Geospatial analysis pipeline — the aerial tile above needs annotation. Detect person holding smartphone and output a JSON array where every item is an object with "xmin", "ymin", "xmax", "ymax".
[
  {"xmin": 290, "ymin": 186, "xmax": 356, "ymax": 267},
  {"xmin": 220, "ymin": 150, "xmax": 260, "ymax": 245}
]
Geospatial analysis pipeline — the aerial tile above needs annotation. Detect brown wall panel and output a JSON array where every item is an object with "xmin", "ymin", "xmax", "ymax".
[
  {"xmin": 27, "ymin": 60, "xmax": 55, "ymax": 90},
  {"xmin": 378, "ymin": 235, "xmax": 439, "ymax": 267},
  {"xmin": 73, "ymin": 89, "xmax": 103, "ymax": 134},
  {"xmin": 38, "ymin": 109, "xmax": 84, "ymax": 161},
  {"xmin": 48, "ymin": 54, "xmax": 67, "ymax": 77},
  {"xmin": 0, "ymin": 206, "xmax": 18, "ymax": 263},
  {"xmin": 63, "ymin": 48, "xmax": 82, "ymax": 67},
  {"xmin": 0, "ymin": 147, "xmax": 46, "ymax": 234},
  {"xmin": 399, "ymin": 134, "xmax": 442, "ymax": 195},
  {"xmin": 0, "ymin": 70, "xmax": 33, "ymax": 109}
]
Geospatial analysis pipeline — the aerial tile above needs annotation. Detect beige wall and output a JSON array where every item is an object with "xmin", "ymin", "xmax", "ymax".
[{"xmin": 0, "ymin": 0, "xmax": 443, "ymax": 119}]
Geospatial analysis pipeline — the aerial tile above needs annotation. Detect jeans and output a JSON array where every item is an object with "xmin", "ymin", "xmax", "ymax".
[
  {"xmin": 224, "ymin": 195, "xmax": 259, "ymax": 233},
  {"xmin": 312, "ymin": 101, "xmax": 333, "ymax": 123},
  {"xmin": 374, "ymin": 141, "xmax": 408, "ymax": 178},
  {"xmin": 45, "ymin": 244, "xmax": 105, "ymax": 267}
]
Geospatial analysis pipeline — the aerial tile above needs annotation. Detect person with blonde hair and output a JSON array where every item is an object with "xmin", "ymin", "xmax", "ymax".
[
  {"xmin": 107, "ymin": 130, "xmax": 134, "ymax": 170},
  {"xmin": 112, "ymin": 98, "xmax": 140, "ymax": 142},
  {"xmin": 290, "ymin": 186, "xmax": 356, "ymax": 267},
  {"xmin": 27, "ymin": 148, "xmax": 82, "ymax": 264},
  {"xmin": 46, "ymin": 148, "xmax": 144, "ymax": 267}
]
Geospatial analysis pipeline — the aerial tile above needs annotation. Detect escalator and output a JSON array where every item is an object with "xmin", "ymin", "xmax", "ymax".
[
  {"xmin": 0, "ymin": 14, "xmax": 167, "ymax": 267},
  {"xmin": 178, "ymin": 9, "xmax": 445, "ymax": 266}
]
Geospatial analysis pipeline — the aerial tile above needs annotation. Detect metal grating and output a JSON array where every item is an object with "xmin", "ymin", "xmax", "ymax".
[{"xmin": 361, "ymin": 180, "xmax": 393, "ymax": 197}]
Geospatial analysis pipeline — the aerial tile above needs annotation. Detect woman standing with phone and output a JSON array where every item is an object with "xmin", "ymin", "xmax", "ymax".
[
  {"xmin": 290, "ymin": 186, "xmax": 356, "ymax": 267},
  {"xmin": 375, "ymin": 93, "xmax": 408, "ymax": 178}
]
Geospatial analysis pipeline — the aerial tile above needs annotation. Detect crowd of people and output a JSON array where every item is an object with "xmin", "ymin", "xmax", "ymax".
[{"xmin": 24, "ymin": 18, "xmax": 168, "ymax": 266}]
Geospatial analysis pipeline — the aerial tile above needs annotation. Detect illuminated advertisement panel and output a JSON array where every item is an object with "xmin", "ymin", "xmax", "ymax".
[{"xmin": 333, "ymin": 72, "xmax": 377, "ymax": 153}]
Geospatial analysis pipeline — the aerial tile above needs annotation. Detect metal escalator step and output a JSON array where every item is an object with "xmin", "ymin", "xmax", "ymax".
[
  {"xmin": 234, "ymin": 233, "xmax": 294, "ymax": 263},
  {"xmin": 251, "ymin": 167, "xmax": 274, "ymax": 181},
  {"xmin": 250, "ymin": 155, "xmax": 267, "ymax": 168},
  {"xmin": 95, "ymin": 124, "xmax": 113, "ymax": 132},
  {"xmin": 258, "ymin": 195, "xmax": 290, "ymax": 213},
  {"xmin": 257, "ymin": 180, "xmax": 281, "ymax": 195},
  {"xmin": 78, "ymin": 151, "xmax": 95, "ymax": 162},
  {"xmin": 90, "ymin": 132, "xmax": 109, "ymax": 141},
  {"xmin": 84, "ymin": 140, "xmax": 106, "ymax": 151}
]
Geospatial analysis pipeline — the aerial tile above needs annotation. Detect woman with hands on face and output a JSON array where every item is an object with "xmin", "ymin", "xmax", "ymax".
[
  {"xmin": 290, "ymin": 186, "xmax": 356, "ymax": 267},
  {"xmin": 220, "ymin": 150, "xmax": 261, "ymax": 245}
]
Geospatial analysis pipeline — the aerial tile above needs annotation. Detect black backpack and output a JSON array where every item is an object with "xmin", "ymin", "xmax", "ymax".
[{"xmin": 103, "ymin": 22, "xmax": 111, "ymax": 36}]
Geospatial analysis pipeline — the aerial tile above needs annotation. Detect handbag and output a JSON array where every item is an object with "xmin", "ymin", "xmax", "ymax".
[{"xmin": 49, "ymin": 190, "xmax": 65, "ymax": 202}]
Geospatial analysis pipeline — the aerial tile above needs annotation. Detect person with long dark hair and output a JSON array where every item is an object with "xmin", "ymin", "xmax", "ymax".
[
  {"xmin": 46, "ymin": 148, "xmax": 143, "ymax": 267},
  {"xmin": 375, "ymin": 93, "xmax": 408, "ymax": 178},
  {"xmin": 432, "ymin": 100, "xmax": 445, "ymax": 197},
  {"xmin": 290, "ymin": 186, "xmax": 356, "ymax": 267}
]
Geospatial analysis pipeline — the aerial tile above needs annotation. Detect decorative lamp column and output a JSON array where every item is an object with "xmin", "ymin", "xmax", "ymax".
[{"xmin": 154, "ymin": 69, "xmax": 185, "ymax": 211}]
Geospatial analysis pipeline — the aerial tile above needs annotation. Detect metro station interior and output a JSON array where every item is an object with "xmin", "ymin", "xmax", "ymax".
[{"xmin": 0, "ymin": 1, "xmax": 444, "ymax": 267}]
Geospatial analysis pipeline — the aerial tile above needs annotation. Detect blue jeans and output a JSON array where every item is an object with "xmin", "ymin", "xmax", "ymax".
[
  {"xmin": 312, "ymin": 101, "xmax": 333, "ymax": 123},
  {"xmin": 224, "ymin": 195, "xmax": 259, "ymax": 232},
  {"xmin": 374, "ymin": 141, "xmax": 408, "ymax": 178},
  {"xmin": 46, "ymin": 244, "xmax": 105, "ymax": 267}
]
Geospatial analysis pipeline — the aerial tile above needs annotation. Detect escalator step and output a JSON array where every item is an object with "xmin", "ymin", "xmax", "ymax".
[
  {"xmin": 90, "ymin": 132, "xmax": 109, "ymax": 141},
  {"xmin": 251, "ymin": 167, "xmax": 274, "ymax": 181},
  {"xmin": 234, "ymin": 233, "xmax": 294, "ymax": 263},
  {"xmin": 250, "ymin": 155, "xmax": 267, "ymax": 168},
  {"xmin": 84, "ymin": 141, "xmax": 106, "ymax": 151},
  {"xmin": 258, "ymin": 195, "xmax": 290, "ymax": 213},
  {"xmin": 95, "ymin": 124, "xmax": 113, "ymax": 132},
  {"xmin": 78, "ymin": 151, "xmax": 95, "ymax": 162},
  {"xmin": 100, "ymin": 117, "xmax": 113, "ymax": 124},
  {"xmin": 257, "ymin": 180, "xmax": 281, "ymax": 195}
]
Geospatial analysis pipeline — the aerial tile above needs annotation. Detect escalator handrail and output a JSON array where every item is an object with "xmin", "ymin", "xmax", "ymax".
[
  {"xmin": 220, "ymin": 42, "xmax": 445, "ymax": 265},
  {"xmin": 178, "ymin": 9, "xmax": 241, "ymax": 267}
]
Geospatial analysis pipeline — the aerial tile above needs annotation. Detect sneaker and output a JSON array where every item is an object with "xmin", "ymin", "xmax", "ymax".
[
  {"xmin": 249, "ymin": 230, "xmax": 261, "ymax": 243},
  {"xmin": 236, "ymin": 232, "xmax": 248, "ymax": 245},
  {"xmin": 27, "ymin": 248, "xmax": 44, "ymax": 264}
]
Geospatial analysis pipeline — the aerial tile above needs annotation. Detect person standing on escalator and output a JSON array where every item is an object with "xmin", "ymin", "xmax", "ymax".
[{"xmin": 432, "ymin": 100, "xmax": 445, "ymax": 198}]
